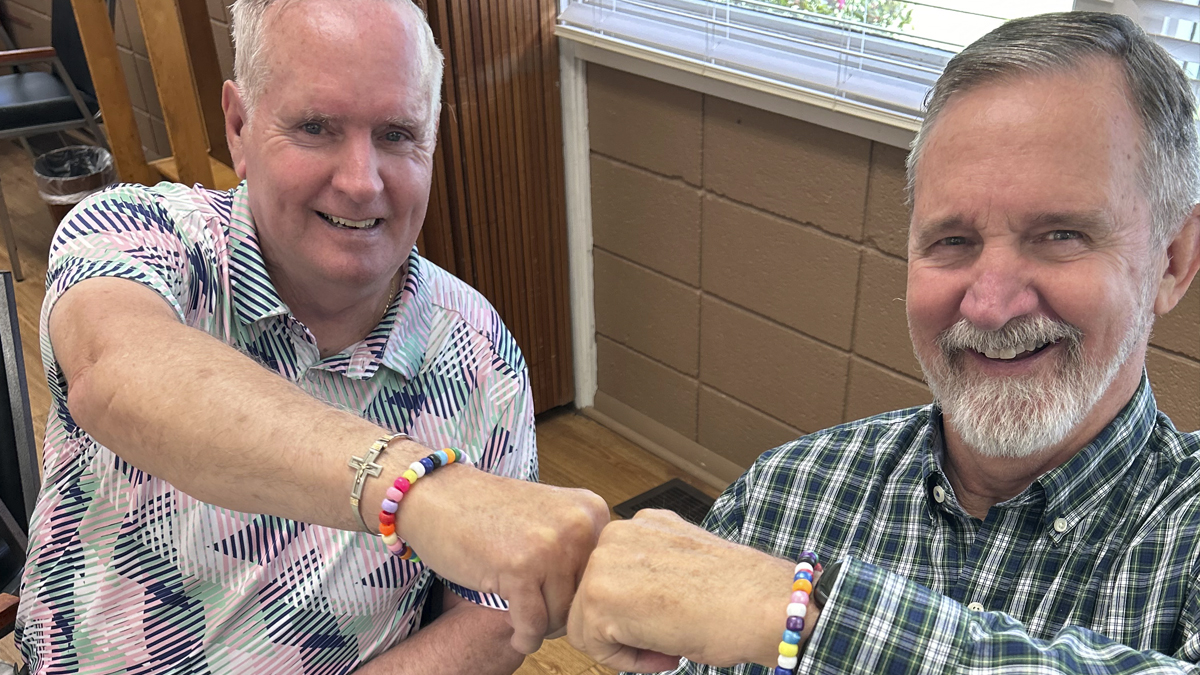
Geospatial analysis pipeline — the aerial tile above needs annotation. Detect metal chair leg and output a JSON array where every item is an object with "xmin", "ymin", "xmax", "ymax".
[{"xmin": 0, "ymin": 183, "xmax": 23, "ymax": 282}]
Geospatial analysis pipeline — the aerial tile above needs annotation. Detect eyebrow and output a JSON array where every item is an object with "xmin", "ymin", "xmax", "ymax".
[
  {"xmin": 911, "ymin": 215, "xmax": 968, "ymax": 247},
  {"xmin": 297, "ymin": 109, "xmax": 428, "ymax": 132}
]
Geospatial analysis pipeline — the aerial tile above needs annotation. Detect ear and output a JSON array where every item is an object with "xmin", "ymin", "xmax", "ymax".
[
  {"xmin": 222, "ymin": 80, "xmax": 249, "ymax": 180},
  {"xmin": 1154, "ymin": 204, "xmax": 1200, "ymax": 315}
]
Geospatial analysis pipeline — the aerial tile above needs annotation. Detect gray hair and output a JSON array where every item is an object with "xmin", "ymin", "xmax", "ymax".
[
  {"xmin": 229, "ymin": 0, "xmax": 444, "ymax": 130},
  {"xmin": 906, "ymin": 11, "xmax": 1199, "ymax": 250}
]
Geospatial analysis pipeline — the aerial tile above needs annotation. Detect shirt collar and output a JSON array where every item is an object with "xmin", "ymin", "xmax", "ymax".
[
  {"xmin": 227, "ymin": 183, "xmax": 289, "ymax": 326},
  {"xmin": 227, "ymin": 183, "xmax": 431, "ymax": 381},
  {"xmin": 1034, "ymin": 372, "xmax": 1156, "ymax": 537},
  {"xmin": 921, "ymin": 373, "xmax": 1157, "ymax": 535}
]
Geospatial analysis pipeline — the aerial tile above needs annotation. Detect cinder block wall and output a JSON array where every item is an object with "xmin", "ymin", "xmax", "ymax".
[
  {"xmin": 3, "ymin": 0, "xmax": 236, "ymax": 160},
  {"xmin": 588, "ymin": 64, "xmax": 1200, "ymax": 472}
]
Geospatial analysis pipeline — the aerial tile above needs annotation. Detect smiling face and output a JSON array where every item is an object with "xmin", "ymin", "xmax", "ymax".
[
  {"xmin": 224, "ymin": 0, "xmax": 436, "ymax": 296},
  {"xmin": 907, "ymin": 58, "xmax": 1161, "ymax": 459}
]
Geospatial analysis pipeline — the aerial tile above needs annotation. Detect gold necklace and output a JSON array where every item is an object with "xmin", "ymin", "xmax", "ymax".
[{"xmin": 378, "ymin": 269, "xmax": 401, "ymax": 325}]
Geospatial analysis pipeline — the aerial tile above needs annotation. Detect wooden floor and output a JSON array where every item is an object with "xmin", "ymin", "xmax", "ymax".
[{"xmin": 0, "ymin": 140, "xmax": 722, "ymax": 674}]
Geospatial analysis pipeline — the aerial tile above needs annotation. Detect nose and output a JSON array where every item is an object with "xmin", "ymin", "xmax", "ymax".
[
  {"xmin": 331, "ymin": 132, "xmax": 384, "ymax": 203},
  {"xmin": 959, "ymin": 244, "xmax": 1039, "ymax": 331}
]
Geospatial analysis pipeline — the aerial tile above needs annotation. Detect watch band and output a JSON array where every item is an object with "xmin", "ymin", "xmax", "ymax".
[{"xmin": 813, "ymin": 559, "xmax": 843, "ymax": 609}]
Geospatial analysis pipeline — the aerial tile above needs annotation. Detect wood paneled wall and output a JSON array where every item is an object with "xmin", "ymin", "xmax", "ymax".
[{"xmin": 418, "ymin": 0, "xmax": 574, "ymax": 413}]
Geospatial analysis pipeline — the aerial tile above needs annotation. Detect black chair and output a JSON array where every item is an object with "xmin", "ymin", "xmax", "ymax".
[
  {"xmin": 0, "ymin": 0, "xmax": 110, "ymax": 282},
  {"xmin": 0, "ymin": 270, "xmax": 39, "ymax": 675}
]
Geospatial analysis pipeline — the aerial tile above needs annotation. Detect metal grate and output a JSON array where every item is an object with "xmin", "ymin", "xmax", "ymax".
[{"xmin": 613, "ymin": 478, "xmax": 716, "ymax": 525}]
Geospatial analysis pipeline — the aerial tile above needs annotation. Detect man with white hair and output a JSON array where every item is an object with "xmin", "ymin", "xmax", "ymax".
[
  {"xmin": 14, "ymin": 0, "xmax": 608, "ymax": 672},
  {"xmin": 566, "ymin": 12, "xmax": 1200, "ymax": 674}
]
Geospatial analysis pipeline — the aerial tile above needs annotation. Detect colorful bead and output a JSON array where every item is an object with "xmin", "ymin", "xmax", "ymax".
[
  {"xmin": 380, "ymin": 448, "xmax": 466, "ymax": 559},
  {"xmin": 778, "ymin": 552, "xmax": 818, "ymax": 675}
]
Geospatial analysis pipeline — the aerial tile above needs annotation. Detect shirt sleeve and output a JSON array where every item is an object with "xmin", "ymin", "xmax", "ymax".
[
  {"xmin": 42, "ymin": 183, "xmax": 215, "ymax": 323},
  {"xmin": 801, "ymin": 557, "xmax": 1200, "ymax": 675}
]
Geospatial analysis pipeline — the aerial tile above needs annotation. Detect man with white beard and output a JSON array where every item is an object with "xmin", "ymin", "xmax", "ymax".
[{"xmin": 564, "ymin": 11, "xmax": 1200, "ymax": 675}]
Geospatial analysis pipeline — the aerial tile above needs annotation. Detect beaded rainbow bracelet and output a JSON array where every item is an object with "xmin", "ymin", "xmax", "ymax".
[
  {"xmin": 774, "ymin": 551, "xmax": 819, "ymax": 675},
  {"xmin": 378, "ymin": 447, "xmax": 467, "ymax": 561}
]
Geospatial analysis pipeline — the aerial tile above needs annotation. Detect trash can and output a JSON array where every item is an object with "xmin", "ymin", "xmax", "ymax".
[{"xmin": 33, "ymin": 145, "xmax": 117, "ymax": 225}]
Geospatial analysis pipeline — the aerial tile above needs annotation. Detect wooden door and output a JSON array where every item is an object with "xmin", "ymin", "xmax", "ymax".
[{"xmin": 416, "ymin": 0, "xmax": 574, "ymax": 413}]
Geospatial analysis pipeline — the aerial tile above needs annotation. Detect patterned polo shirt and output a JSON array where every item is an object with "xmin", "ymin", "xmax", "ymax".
[
  {"xmin": 668, "ymin": 376, "xmax": 1200, "ymax": 675},
  {"xmin": 16, "ymin": 182, "xmax": 537, "ymax": 675}
]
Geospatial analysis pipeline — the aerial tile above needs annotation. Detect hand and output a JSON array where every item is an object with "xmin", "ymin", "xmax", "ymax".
[
  {"xmin": 567, "ymin": 509, "xmax": 817, "ymax": 672},
  {"xmin": 394, "ymin": 464, "xmax": 610, "ymax": 654}
]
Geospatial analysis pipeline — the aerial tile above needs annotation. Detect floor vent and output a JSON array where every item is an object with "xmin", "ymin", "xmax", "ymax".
[{"xmin": 612, "ymin": 478, "xmax": 715, "ymax": 525}]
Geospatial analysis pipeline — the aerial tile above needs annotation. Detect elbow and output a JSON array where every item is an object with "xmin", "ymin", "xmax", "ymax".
[{"xmin": 63, "ymin": 361, "xmax": 115, "ymax": 440}]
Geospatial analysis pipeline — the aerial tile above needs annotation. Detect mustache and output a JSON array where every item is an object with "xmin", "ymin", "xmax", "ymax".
[{"xmin": 935, "ymin": 315, "xmax": 1083, "ymax": 356}]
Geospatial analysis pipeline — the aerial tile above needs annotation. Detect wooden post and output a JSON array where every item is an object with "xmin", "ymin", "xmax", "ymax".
[
  {"xmin": 69, "ymin": 0, "xmax": 158, "ymax": 185},
  {"xmin": 176, "ymin": 0, "xmax": 233, "ymax": 166},
  {"xmin": 132, "ymin": 0, "xmax": 215, "ymax": 187}
]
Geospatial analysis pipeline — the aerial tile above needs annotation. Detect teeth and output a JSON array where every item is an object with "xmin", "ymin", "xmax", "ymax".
[
  {"xmin": 981, "ymin": 340, "xmax": 1049, "ymax": 360},
  {"xmin": 322, "ymin": 212, "xmax": 378, "ymax": 229}
]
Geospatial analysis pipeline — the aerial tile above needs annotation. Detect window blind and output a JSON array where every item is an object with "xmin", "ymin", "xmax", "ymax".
[{"xmin": 557, "ymin": 0, "xmax": 1196, "ymax": 129}]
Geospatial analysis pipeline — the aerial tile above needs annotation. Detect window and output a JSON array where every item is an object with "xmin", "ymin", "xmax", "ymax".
[{"xmin": 557, "ymin": 0, "xmax": 1197, "ymax": 131}]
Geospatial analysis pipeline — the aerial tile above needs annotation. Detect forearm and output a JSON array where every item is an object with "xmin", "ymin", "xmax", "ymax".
[
  {"xmin": 355, "ymin": 589, "xmax": 525, "ymax": 675},
  {"xmin": 51, "ymin": 277, "xmax": 428, "ymax": 529}
]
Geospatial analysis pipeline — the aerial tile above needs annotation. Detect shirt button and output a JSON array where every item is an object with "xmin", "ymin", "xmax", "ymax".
[
  {"xmin": 967, "ymin": 602, "xmax": 985, "ymax": 612},
  {"xmin": 932, "ymin": 485, "xmax": 946, "ymax": 503},
  {"xmin": 1053, "ymin": 517, "xmax": 1068, "ymax": 533}
]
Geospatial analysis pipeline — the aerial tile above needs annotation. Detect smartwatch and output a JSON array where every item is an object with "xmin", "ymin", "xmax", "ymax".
[{"xmin": 813, "ymin": 559, "xmax": 843, "ymax": 609}]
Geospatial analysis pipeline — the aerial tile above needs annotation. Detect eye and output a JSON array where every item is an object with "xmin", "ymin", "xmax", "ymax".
[
  {"xmin": 302, "ymin": 122, "xmax": 323, "ymax": 135},
  {"xmin": 383, "ymin": 129, "xmax": 411, "ymax": 143},
  {"xmin": 936, "ymin": 236, "xmax": 969, "ymax": 246},
  {"xmin": 1044, "ymin": 230, "xmax": 1083, "ymax": 242}
]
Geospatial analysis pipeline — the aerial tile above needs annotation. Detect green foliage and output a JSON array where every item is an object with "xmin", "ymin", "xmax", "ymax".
[{"xmin": 758, "ymin": 0, "xmax": 913, "ymax": 30}]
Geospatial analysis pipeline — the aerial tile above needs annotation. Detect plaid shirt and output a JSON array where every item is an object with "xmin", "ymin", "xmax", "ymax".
[{"xmin": 669, "ymin": 376, "xmax": 1200, "ymax": 675}]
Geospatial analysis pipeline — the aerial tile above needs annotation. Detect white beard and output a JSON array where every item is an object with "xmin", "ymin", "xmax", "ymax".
[{"xmin": 918, "ymin": 300, "xmax": 1154, "ymax": 459}]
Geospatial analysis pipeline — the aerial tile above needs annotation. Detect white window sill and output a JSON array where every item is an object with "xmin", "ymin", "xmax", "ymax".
[{"xmin": 556, "ymin": 25, "xmax": 922, "ymax": 150}]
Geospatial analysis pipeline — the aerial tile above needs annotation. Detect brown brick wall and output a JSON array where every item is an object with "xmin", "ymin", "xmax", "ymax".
[
  {"xmin": 588, "ymin": 64, "xmax": 1200, "ymax": 470},
  {"xmin": 4, "ymin": 0, "xmax": 236, "ymax": 160}
]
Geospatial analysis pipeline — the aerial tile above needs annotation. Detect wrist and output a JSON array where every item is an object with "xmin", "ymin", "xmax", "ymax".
[
  {"xmin": 356, "ymin": 435, "xmax": 430, "ymax": 533},
  {"xmin": 750, "ymin": 556, "xmax": 803, "ymax": 668},
  {"xmin": 761, "ymin": 552, "xmax": 824, "ymax": 674}
]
